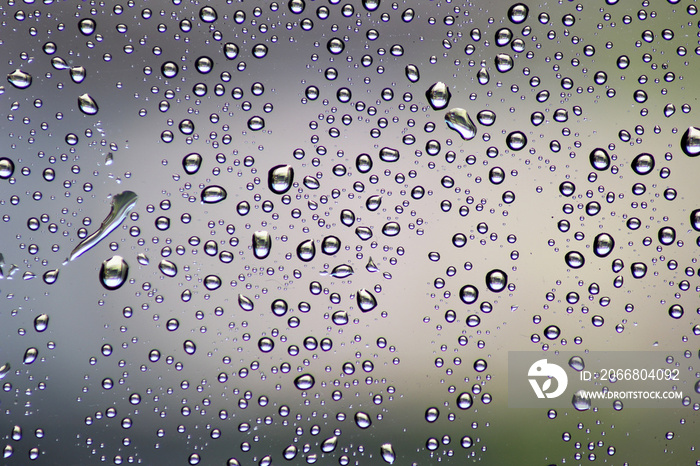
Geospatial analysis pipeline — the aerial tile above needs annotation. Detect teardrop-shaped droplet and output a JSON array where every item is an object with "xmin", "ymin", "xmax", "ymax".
[
  {"xmin": 43, "ymin": 269, "xmax": 59, "ymax": 285},
  {"xmin": 159, "ymin": 259, "xmax": 178, "ymax": 277},
  {"xmin": 593, "ymin": 233, "xmax": 615, "ymax": 257},
  {"xmin": 680, "ymin": 126, "xmax": 700, "ymax": 157},
  {"xmin": 183, "ymin": 152, "xmax": 202, "ymax": 174},
  {"xmin": 445, "ymin": 108, "xmax": 477, "ymax": 140},
  {"xmin": 354, "ymin": 411, "xmax": 372, "ymax": 429},
  {"xmin": 252, "ymin": 231, "xmax": 271, "ymax": 259},
  {"xmin": 477, "ymin": 67, "xmax": 490, "ymax": 85},
  {"xmin": 366, "ymin": 257, "xmax": 379, "ymax": 272},
  {"xmin": 330, "ymin": 264, "xmax": 354, "ymax": 278},
  {"xmin": 7, "ymin": 69, "xmax": 32, "ymax": 89},
  {"xmin": 268, "ymin": 164, "xmax": 294, "ymax": 194},
  {"xmin": 238, "ymin": 294, "xmax": 254, "ymax": 311},
  {"xmin": 485, "ymin": 269, "xmax": 507, "ymax": 292},
  {"xmin": 296, "ymin": 239, "xmax": 316, "ymax": 262},
  {"xmin": 294, "ymin": 373, "xmax": 315, "ymax": 390},
  {"xmin": 78, "ymin": 93, "xmax": 99, "ymax": 115},
  {"xmin": 426, "ymin": 82, "xmax": 451, "ymax": 110},
  {"xmin": 568, "ymin": 356, "xmax": 585, "ymax": 371},
  {"xmin": 201, "ymin": 185, "xmax": 227, "ymax": 203},
  {"xmin": 70, "ymin": 65, "xmax": 86, "ymax": 83},
  {"xmin": 380, "ymin": 444, "xmax": 396, "ymax": 464},
  {"xmin": 34, "ymin": 314, "xmax": 49, "ymax": 332},
  {"xmin": 99, "ymin": 256, "xmax": 129, "ymax": 290},
  {"xmin": 0, "ymin": 363, "xmax": 11, "ymax": 379},
  {"xmin": 68, "ymin": 191, "xmax": 138, "ymax": 262},
  {"xmin": 321, "ymin": 436, "xmax": 338, "ymax": 453},
  {"xmin": 23, "ymin": 347, "xmax": 38, "ymax": 365},
  {"xmin": 357, "ymin": 288, "xmax": 377, "ymax": 312},
  {"xmin": 366, "ymin": 195, "xmax": 382, "ymax": 211},
  {"xmin": 379, "ymin": 147, "xmax": 400, "ymax": 162}
]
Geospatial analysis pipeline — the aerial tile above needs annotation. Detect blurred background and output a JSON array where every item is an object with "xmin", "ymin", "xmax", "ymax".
[{"xmin": 1, "ymin": 0, "xmax": 699, "ymax": 464}]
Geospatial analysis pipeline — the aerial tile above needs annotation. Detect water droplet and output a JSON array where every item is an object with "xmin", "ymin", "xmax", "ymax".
[
  {"xmin": 379, "ymin": 147, "xmax": 400, "ymax": 162},
  {"xmin": 356, "ymin": 154, "xmax": 373, "ymax": 173},
  {"xmin": 0, "ymin": 363, "xmax": 11, "ymax": 379},
  {"xmin": 445, "ymin": 108, "xmax": 477, "ymax": 140},
  {"xmin": 690, "ymin": 209, "xmax": 700, "ymax": 231},
  {"xmin": 382, "ymin": 222, "xmax": 400, "ymax": 236},
  {"xmin": 354, "ymin": 411, "xmax": 372, "ymax": 428},
  {"xmin": 631, "ymin": 153, "xmax": 655, "ymax": 175},
  {"xmin": 204, "ymin": 275, "xmax": 222, "ymax": 290},
  {"xmin": 199, "ymin": 6, "xmax": 218, "ymax": 22},
  {"xmin": 459, "ymin": 285, "xmax": 479, "ymax": 304},
  {"xmin": 495, "ymin": 53, "xmax": 514, "ymax": 72},
  {"xmin": 565, "ymin": 251, "xmax": 585, "ymax": 269},
  {"xmin": 506, "ymin": 131, "xmax": 527, "ymax": 150},
  {"xmin": 183, "ymin": 153, "xmax": 202, "ymax": 175},
  {"xmin": 568, "ymin": 356, "xmax": 585, "ymax": 371},
  {"xmin": 238, "ymin": 294, "xmax": 254, "ymax": 311},
  {"xmin": 258, "ymin": 337, "xmax": 274, "ymax": 353},
  {"xmin": 405, "ymin": 64, "xmax": 420, "ymax": 82},
  {"xmin": 380, "ymin": 443, "xmax": 396, "ymax": 464},
  {"xmin": 330, "ymin": 264, "xmax": 354, "ymax": 278},
  {"xmin": 7, "ymin": 69, "xmax": 32, "ymax": 89},
  {"xmin": 159, "ymin": 259, "xmax": 177, "ymax": 277},
  {"xmin": 572, "ymin": 390, "xmax": 591, "ymax": 411},
  {"xmin": 247, "ymin": 116, "xmax": 265, "ymax": 131},
  {"xmin": 357, "ymin": 288, "xmax": 377, "ymax": 312},
  {"xmin": 321, "ymin": 236, "xmax": 341, "ymax": 255},
  {"xmin": 630, "ymin": 262, "xmax": 647, "ymax": 278},
  {"xmin": 680, "ymin": 126, "xmax": 700, "ymax": 156},
  {"xmin": 77, "ymin": 93, "xmax": 99, "ymax": 115},
  {"xmin": 593, "ymin": 233, "xmax": 615, "ymax": 257},
  {"xmin": 78, "ymin": 18, "xmax": 96, "ymax": 35},
  {"xmin": 201, "ymin": 185, "xmax": 227, "ymax": 203},
  {"xmin": 457, "ymin": 392, "xmax": 473, "ymax": 409},
  {"xmin": 485, "ymin": 269, "xmax": 508, "ymax": 292},
  {"xmin": 69, "ymin": 65, "xmax": 86, "ymax": 83},
  {"xmin": 426, "ymin": 82, "xmax": 451, "ymax": 110},
  {"xmin": 477, "ymin": 66, "xmax": 490, "ymax": 85},
  {"xmin": 508, "ymin": 3, "xmax": 529, "ymax": 23},
  {"xmin": 589, "ymin": 148, "xmax": 610, "ymax": 171},
  {"xmin": 294, "ymin": 373, "xmax": 315, "ymax": 390},
  {"xmin": 0, "ymin": 157, "xmax": 15, "ymax": 179},
  {"xmin": 23, "ymin": 347, "xmax": 38, "ymax": 364},
  {"xmin": 658, "ymin": 226, "xmax": 676, "ymax": 245},
  {"xmin": 99, "ymin": 256, "xmax": 129, "ymax": 290},
  {"xmin": 296, "ymin": 239, "xmax": 316, "ymax": 261},
  {"xmin": 252, "ymin": 231, "xmax": 271, "ymax": 259},
  {"xmin": 67, "ymin": 191, "xmax": 138, "ymax": 262},
  {"xmin": 34, "ymin": 314, "xmax": 49, "ymax": 332},
  {"xmin": 544, "ymin": 325, "xmax": 560, "ymax": 339},
  {"xmin": 268, "ymin": 164, "xmax": 294, "ymax": 194},
  {"xmin": 43, "ymin": 269, "xmax": 59, "ymax": 285}
]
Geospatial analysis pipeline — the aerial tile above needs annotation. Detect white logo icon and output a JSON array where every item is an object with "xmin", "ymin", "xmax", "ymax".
[{"xmin": 528, "ymin": 359, "xmax": 568, "ymax": 399}]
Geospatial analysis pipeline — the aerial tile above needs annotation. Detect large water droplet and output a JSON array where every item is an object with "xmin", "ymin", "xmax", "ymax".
[
  {"xmin": 238, "ymin": 294, "xmax": 254, "ymax": 311},
  {"xmin": 380, "ymin": 444, "xmax": 396, "ymax": 464},
  {"xmin": 67, "ymin": 191, "xmax": 138, "ymax": 262},
  {"xmin": 330, "ymin": 264, "xmax": 354, "ymax": 278},
  {"xmin": 477, "ymin": 67, "xmax": 490, "ymax": 85},
  {"xmin": 568, "ymin": 356, "xmax": 585, "ymax": 371},
  {"xmin": 296, "ymin": 239, "xmax": 316, "ymax": 261},
  {"xmin": 294, "ymin": 373, "xmax": 315, "ymax": 390},
  {"xmin": 100, "ymin": 256, "xmax": 129, "ymax": 290},
  {"xmin": 457, "ymin": 392, "xmax": 473, "ymax": 409},
  {"xmin": 572, "ymin": 390, "xmax": 591, "ymax": 411},
  {"xmin": 159, "ymin": 259, "xmax": 178, "ymax": 277},
  {"xmin": 690, "ymin": 209, "xmax": 700, "ymax": 231},
  {"xmin": 43, "ymin": 269, "xmax": 59, "ymax": 285},
  {"xmin": 495, "ymin": 53, "xmax": 514, "ymax": 72},
  {"xmin": 268, "ymin": 165, "xmax": 294, "ymax": 194},
  {"xmin": 201, "ymin": 185, "xmax": 227, "ymax": 203},
  {"xmin": 0, "ymin": 157, "xmax": 15, "ymax": 179},
  {"xmin": 593, "ymin": 233, "xmax": 615, "ymax": 257},
  {"xmin": 445, "ymin": 108, "xmax": 477, "ymax": 140},
  {"xmin": 426, "ymin": 82, "xmax": 451, "ymax": 110},
  {"xmin": 34, "ymin": 314, "xmax": 49, "ymax": 332},
  {"xmin": 508, "ymin": 3, "xmax": 529, "ymax": 23},
  {"xmin": 681, "ymin": 126, "xmax": 700, "ymax": 156},
  {"xmin": 253, "ymin": 231, "xmax": 271, "ymax": 259},
  {"xmin": 183, "ymin": 153, "xmax": 202, "ymax": 174},
  {"xmin": 78, "ymin": 18, "xmax": 96, "ymax": 35},
  {"xmin": 321, "ymin": 235, "xmax": 341, "ymax": 255},
  {"xmin": 506, "ymin": 131, "xmax": 527, "ymax": 150},
  {"xmin": 7, "ymin": 69, "xmax": 32, "ymax": 89},
  {"xmin": 78, "ymin": 93, "xmax": 99, "ymax": 115},
  {"xmin": 565, "ymin": 251, "xmax": 585, "ymax": 269},
  {"xmin": 485, "ymin": 269, "xmax": 508, "ymax": 292},
  {"xmin": 658, "ymin": 226, "xmax": 676, "ymax": 245},
  {"xmin": 23, "ymin": 347, "xmax": 38, "ymax": 365},
  {"xmin": 459, "ymin": 285, "xmax": 479, "ymax": 304},
  {"xmin": 357, "ymin": 288, "xmax": 377, "ymax": 311},
  {"xmin": 379, "ymin": 147, "xmax": 400, "ymax": 162},
  {"xmin": 354, "ymin": 411, "xmax": 372, "ymax": 428},
  {"xmin": 405, "ymin": 64, "xmax": 420, "ymax": 82},
  {"xmin": 589, "ymin": 148, "xmax": 610, "ymax": 170},
  {"xmin": 631, "ymin": 153, "xmax": 655, "ymax": 175}
]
